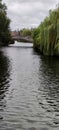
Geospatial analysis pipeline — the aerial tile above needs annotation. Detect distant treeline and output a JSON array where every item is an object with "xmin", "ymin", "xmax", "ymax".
[
  {"xmin": 0, "ymin": 0, "xmax": 13, "ymax": 46},
  {"xmin": 32, "ymin": 6, "xmax": 59, "ymax": 56},
  {"xmin": 19, "ymin": 28, "xmax": 34, "ymax": 38}
]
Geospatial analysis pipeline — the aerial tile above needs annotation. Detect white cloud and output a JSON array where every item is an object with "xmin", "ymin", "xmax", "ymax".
[{"xmin": 3, "ymin": 0, "xmax": 58, "ymax": 30}]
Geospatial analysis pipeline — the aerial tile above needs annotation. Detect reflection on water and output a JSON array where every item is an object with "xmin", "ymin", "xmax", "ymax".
[
  {"xmin": 38, "ymin": 56, "xmax": 59, "ymax": 128},
  {"xmin": 0, "ymin": 44, "xmax": 59, "ymax": 130},
  {"xmin": 0, "ymin": 51, "xmax": 10, "ymax": 98},
  {"xmin": 0, "ymin": 51, "xmax": 11, "ymax": 124}
]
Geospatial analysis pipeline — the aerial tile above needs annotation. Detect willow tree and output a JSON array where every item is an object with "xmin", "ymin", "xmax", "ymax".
[
  {"xmin": 0, "ymin": 0, "xmax": 12, "ymax": 46},
  {"xmin": 32, "ymin": 5, "xmax": 59, "ymax": 56}
]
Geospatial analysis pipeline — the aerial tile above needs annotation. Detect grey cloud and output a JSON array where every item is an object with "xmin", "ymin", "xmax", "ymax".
[{"xmin": 3, "ymin": 0, "xmax": 58, "ymax": 30}]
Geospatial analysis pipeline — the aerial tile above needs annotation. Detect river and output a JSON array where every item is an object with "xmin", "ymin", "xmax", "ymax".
[{"xmin": 0, "ymin": 41, "xmax": 59, "ymax": 130}]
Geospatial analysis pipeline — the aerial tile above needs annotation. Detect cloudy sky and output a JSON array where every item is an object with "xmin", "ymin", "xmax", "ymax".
[{"xmin": 3, "ymin": 0, "xmax": 58, "ymax": 30}]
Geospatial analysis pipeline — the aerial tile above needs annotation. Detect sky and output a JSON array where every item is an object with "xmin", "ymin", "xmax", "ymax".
[{"xmin": 3, "ymin": 0, "xmax": 58, "ymax": 30}]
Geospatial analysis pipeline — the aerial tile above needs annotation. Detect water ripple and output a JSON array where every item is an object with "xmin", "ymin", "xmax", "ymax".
[{"xmin": 0, "ymin": 45, "xmax": 59, "ymax": 130}]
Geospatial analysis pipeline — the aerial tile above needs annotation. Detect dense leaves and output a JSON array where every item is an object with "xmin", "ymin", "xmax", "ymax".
[
  {"xmin": 19, "ymin": 28, "xmax": 33, "ymax": 37},
  {"xmin": 32, "ymin": 6, "xmax": 59, "ymax": 56},
  {"xmin": 0, "ymin": 0, "xmax": 12, "ymax": 46}
]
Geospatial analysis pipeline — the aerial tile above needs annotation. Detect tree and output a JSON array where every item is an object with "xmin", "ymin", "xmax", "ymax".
[
  {"xmin": 0, "ymin": 0, "xmax": 13, "ymax": 46},
  {"xmin": 32, "ymin": 6, "xmax": 59, "ymax": 55}
]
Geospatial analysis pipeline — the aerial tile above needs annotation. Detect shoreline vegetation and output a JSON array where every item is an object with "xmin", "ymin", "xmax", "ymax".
[
  {"xmin": 32, "ymin": 5, "xmax": 59, "ymax": 56},
  {"xmin": 0, "ymin": 0, "xmax": 14, "ymax": 46}
]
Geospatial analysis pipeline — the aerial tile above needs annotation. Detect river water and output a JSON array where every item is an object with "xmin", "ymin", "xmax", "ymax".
[{"xmin": 0, "ymin": 41, "xmax": 59, "ymax": 130}]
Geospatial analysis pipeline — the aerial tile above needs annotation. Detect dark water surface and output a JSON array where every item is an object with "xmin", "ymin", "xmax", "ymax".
[{"xmin": 0, "ymin": 42, "xmax": 59, "ymax": 130}]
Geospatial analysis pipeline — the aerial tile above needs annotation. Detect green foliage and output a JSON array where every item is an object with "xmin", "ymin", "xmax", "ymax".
[
  {"xmin": 19, "ymin": 28, "xmax": 32, "ymax": 37},
  {"xmin": 56, "ymin": 19, "xmax": 59, "ymax": 40},
  {"xmin": 32, "ymin": 6, "xmax": 59, "ymax": 56},
  {"xmin": 0, "ymin": 0, "xmax": 12, "ymax": 46}
]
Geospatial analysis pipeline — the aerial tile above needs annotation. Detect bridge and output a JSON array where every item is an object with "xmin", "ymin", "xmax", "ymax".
[{"xmin": 12, "ymin": 36, "xmax": 33, "ymax": 43}]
